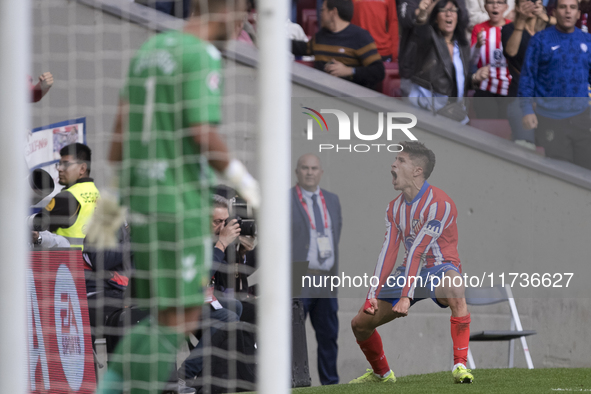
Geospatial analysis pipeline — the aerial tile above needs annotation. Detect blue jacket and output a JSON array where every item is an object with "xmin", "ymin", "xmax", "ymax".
[
  {"xmin": 291, "ymin": 186, "xmax": 342, "ymax": 277},
  {"xmin": 518, "ymin": 26, "xmax": 591, "ymax": 119}
]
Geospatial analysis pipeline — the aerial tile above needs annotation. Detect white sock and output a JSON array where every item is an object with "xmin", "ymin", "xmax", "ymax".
[{"xmin": 452, "ymin": 363, "xmax": 466, "ymax": 371}]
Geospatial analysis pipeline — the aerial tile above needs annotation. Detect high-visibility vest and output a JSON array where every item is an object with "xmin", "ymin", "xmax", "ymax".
[{"xmin": 55, "ymin": 181, "xmax": 100, "ymax": 250}]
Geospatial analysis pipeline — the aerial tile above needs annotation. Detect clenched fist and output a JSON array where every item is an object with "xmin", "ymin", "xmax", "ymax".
[{"xmin": 38, "ymin": 72, "xmax": 54, "ymax": 91}]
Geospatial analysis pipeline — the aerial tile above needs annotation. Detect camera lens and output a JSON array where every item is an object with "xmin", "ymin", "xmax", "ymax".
[{"xmin": 240, "ymin": 219, "xmax": 257, "ymax": 236}]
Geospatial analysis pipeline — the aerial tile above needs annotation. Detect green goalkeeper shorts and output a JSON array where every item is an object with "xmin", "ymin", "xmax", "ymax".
[
  {"xmin": 97, "ymin": 318, "xmax": 183, "ymax": 394},
  {"xmin": 130, "ymin": 215, "xmax": 211, "ymax": 309}
]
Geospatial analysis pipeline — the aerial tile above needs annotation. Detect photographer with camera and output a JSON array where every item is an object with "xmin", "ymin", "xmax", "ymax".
[
  {"xmin": 213, "ymin": 194, "xmax": 257, "ymax": 297},
  {"xmin": 178, "ymin": 194, "xmax": 257, "ymax": 391}
]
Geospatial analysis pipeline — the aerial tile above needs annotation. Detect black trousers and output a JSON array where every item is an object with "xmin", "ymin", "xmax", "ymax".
[
  {"xmin": 87, "ymin": 288, "xmax": 124, "ymax": 347},
  {"xmin": 472, "ymin": 89, "xmax": 510, "ymax": 119},
  {"xmin": 535, "ymin": 108, "xmax": 591, "ymax": 170}
]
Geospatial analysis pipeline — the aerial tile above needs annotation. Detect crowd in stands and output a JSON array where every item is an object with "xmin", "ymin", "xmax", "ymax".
[
  {"xmin": 144, "ymin": 0, "xmax": 591, "ymax": 168},
  {"xmin": 143, "ymin": 0, "xmax": 591, "ymax": 168},
  {"xmin": 289, "ymin": 0, "xmax": 591, "ymax": 168},
  {"xmin": 143, "ymin": 0, "xmax": 591, "ymax": 169}
]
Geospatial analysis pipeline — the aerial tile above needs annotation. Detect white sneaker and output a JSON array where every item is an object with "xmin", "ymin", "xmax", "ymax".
[{"xmin": 514, "ymin": 140, "xmax": 537, "ymax": 151}]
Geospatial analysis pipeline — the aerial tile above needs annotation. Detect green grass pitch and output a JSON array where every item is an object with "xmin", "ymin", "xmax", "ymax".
[{"xmin": 269, "ymin": 368, "xmax": 591, "ymax": 394}]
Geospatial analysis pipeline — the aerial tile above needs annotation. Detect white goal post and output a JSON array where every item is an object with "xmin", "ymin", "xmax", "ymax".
[
  {"xmin": 0, "ymin": 1, "xmax": 31, "ymax": 394},
  {"xmin": 256, "ymin": 0, "xmax": 292, "ymax": 393}
]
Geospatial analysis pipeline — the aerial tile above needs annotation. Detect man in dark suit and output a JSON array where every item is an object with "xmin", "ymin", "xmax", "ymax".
[{"xmin": 291, "ymin": 153, "xmax": 342, "ymax": 385}]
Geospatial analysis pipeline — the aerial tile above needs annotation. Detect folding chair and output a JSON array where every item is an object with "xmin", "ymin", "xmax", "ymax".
[{"xmin": 464, "ymin": 284, "xmax": 536, "ymax": 369}]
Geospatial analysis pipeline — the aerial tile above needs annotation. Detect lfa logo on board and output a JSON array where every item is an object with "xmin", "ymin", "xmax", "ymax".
[{"xmin": 302, "ymin": 107, "xmax": 418, "ymax": 153}]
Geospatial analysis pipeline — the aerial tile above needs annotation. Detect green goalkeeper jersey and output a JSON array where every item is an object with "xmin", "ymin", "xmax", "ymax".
[
  {"xmin": 121, "ymin": 30, "xmax": 222, "ymax": 216},
  {"xmin": 119, "ymin": 30, "xmax": 221, "ymax": 309}
]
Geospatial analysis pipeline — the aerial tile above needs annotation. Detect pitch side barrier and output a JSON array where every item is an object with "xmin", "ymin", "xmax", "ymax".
[{"xmin": 28, "ymin": 248, "xmax": 95, "ymax": 393}]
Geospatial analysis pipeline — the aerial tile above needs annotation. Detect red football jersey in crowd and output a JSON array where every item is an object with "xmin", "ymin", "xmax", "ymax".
[{"xmin": 471, "ymin": 20, "xmax": 512, "ymax": 96}]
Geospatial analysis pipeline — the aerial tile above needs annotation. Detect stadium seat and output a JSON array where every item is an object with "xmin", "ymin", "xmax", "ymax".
[
  {"xmin": 468, "ymin": 119, "xmax": 512, "ymax": 140},
  {"xmin": 301, "ymin": 9, "xmax": 318, "ymax": 38},
  {"xmin": 463, "ymin": 285, "xmax": 536, "ymax": 369},
  {"xmin": 378, "ymin": 62, "xmax": 401, "ymax": 97},
  {"xmin": 296, "ymin": 0, "xmax": 316, "ymax": 25},
  {"xmin": 295, "ymin": 59, "xmax": 315, "ymax": 68}
]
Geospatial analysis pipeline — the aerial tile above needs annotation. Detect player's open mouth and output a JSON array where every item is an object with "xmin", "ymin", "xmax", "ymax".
[
  {"xmin": 391, "ymin": 171, "xmax": 397, "ymax": 180},
  {"xmin": 491, "ymin": 11, "xmax": 499, "ymax": 15}
]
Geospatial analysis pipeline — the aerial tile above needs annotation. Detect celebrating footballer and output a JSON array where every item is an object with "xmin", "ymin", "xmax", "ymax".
[{"xmin": 350, "ymin": 141, "xmax": 474, "ymax": 385}]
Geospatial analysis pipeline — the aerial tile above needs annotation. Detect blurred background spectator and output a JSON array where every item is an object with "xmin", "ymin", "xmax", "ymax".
[
  {"xmin": 397, "ymin": 0, "xmax": 469, "ymax": 96},
  {"xmin": 467, "ymin": 0, "xmax": 515, "ymax": 31},
  {"xmin": 30, "ymin": 71, "xmax": 53, "ymax": 102},
  {"xmin": 292, "ymin": 0, "xmax": 385, "ymax": 89},
  {"xmin": 502, "ymin": 0, "xmax": 554, "ymax": 148},
  {"xmin": 407, "ymin": 0, "xmax": 490, "ymax": 122},
  {"xmin": 518, "ymin": 0, "xmax": 591, "ymax": 168},
  {"xmin": 547, "ymin": 0, "xmax": 590, "ymax": 31},
  {"xmin": 351, "ymin": 0, "xmax": 399, "ymax": 62}
]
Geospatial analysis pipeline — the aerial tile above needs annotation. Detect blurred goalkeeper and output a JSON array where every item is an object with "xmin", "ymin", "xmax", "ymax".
[{"xmin": 98, "ymin": 0, "xmax": 258, "ymax": 392}]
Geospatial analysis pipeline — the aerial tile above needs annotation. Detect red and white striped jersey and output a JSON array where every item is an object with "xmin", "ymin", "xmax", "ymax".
[
  {"xmin": 471, "ymin": 20, "xmax": 512, "ymax": 96},
  {"xmin": 368, "ymin": 182, "xmax": 461, "ymax": 300}
]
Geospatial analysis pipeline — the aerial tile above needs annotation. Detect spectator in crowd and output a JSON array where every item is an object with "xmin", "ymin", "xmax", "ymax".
[
  {"xmin": 397, "ymin": 0, "xmax": 470, "ymax": 95},
  {"xmin": 292, "ymin": 0, "xmax": 386, "ymax": 89},
  {"xmin": 501, "ymin": 0, "xmax": 551, "ymax": 147},
  {"xmin": 30, "ymin": 71, "xmax": 53, "ymax": 102},
  {"xmin": 30, "ymin": 143, "xmax": 99, "ymax": 250},
  {"xmin": 351, "ymin": 0, "xmax": 400, "ymax": 62},
  {"xmin": 466, "ymin": 0, "xmax": 514, "ymax": 31},
  {"xmin": 407, "ymin": 0, "xmax": 490, "ymax": 122},
  {"xmin": 519, "ymin": 0, "xmax": 591, "ymax": 168},
  {"xmin": 470, "ymin": 0, "xmax": 512, "ymax": 118},
  {"xmin": 292, "ymin": 154, "xmax": 342, "ymax": 385},
  {"xmin": 547, "ymin": 0, "xmax": 590, "ymax": 32}
]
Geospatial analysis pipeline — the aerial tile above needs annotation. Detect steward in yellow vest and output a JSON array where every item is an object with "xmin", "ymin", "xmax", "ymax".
[{"xmin": 31, "ymin": 143, "xmax": 99, "ymax": 250}]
